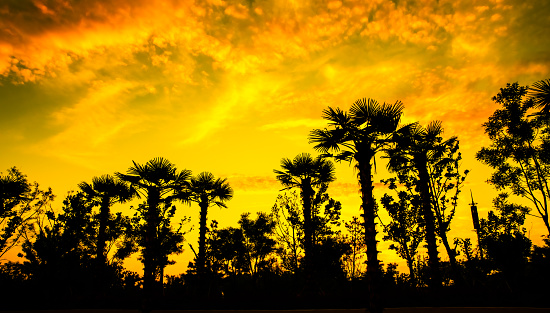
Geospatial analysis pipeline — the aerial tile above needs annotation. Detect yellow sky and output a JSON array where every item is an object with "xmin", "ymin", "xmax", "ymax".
[{"xmin": 1, "ymin": 0, "xmax": 550, "ymax": 275}]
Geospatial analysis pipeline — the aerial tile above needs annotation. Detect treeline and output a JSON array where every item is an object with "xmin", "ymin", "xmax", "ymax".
[{"xmin": 1, "ymin": 79, "xmax": 550, "ymax": 311}]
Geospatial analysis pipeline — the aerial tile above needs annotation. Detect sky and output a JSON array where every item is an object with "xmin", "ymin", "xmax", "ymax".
[{"xmin": 1, "ymin": 0, "xmax": 550, "ymax": 276}]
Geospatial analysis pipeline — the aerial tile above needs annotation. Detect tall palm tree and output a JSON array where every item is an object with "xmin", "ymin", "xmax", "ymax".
[
  {"xmin": 78, "ymin": 174, "xmax": 135, "ymax": 266},
  {"xmin": 385, "ymin": 121, "xmax": 459, "ymax": 288},
  {"xmin": 184, "ymin": 172, "xmax": 233, "ymax": 276},
  {"xmin": 309, "ymin": 98, "xmax": 404, "ymax": 313},
  {"xmin": 116, "ymin": 157, "xmax": 191, "ymax": 298},
  {"xmin": 274, "ymin": 153, "xmax": 336, "ymax": 287}
]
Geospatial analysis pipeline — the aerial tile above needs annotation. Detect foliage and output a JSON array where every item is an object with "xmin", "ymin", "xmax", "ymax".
[
  {"xmin": 342, "ymin": 216, "xmax": 366, "ymax": 279},
  {"xmin": 479, "ymin": 193, "xmax": 532, "ymax": 278},
  {"xmin": 129, "ymin": 201, "xmax": 190, "ymax": 280},
  {"xmin": 0, "ymin": 167, "xmax": 54, "ymax": 259},
  {"xmin": 477, "ymin": 82, "xmax": 550, "ymax": 235},
  {"xmin": 379, "ymin": 187, "xmax": 423, "ymax": 284},
  {"xmin": 271, "ymin": 191, "xmax": 303, "ymax": 273},
  {"xmin": 384, "ymin": 120, "xmax": 467, "ymax": 287}
]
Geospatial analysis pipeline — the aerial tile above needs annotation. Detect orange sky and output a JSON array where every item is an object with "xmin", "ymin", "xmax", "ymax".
[{"xmin": 1, "ymin": 0, "xmax": 550, "ymax": 275}]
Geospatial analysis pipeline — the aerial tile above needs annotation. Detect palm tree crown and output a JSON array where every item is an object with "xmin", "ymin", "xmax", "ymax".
[
  {"xmin": 274, "ymin": 153, "xmax": 336, "ymax": 191},
  {"xmin": 78, "ymin": 174, "xmax": 135, "ymax": 265},
  {"xmin": 529, "ymin": 78, "xmax": 550, "ymax": 114}
]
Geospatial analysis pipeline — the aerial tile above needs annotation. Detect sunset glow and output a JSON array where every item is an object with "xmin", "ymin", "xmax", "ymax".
[{"xmin": 1, "ymin": 0, "xmax": 550, "ymax": 275}]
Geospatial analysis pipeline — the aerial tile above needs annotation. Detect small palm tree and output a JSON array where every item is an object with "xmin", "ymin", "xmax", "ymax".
[
  {"xmin": 78, "ymin": 174, "xmax": 135, "ymax": 266},
  {"xmin": 116, "ymin": 157, "xmax": 191, "ymax": 298},
  {"xmin": 184, "ymin": 172, "xmax": 233, "ymax": 276},
  {"xmin": 309, "ymin": 98, "xmax": 404, "ymax": 313},
  {"xmin": 274, "ymin": 153, "xmax": 335, "ymax": 285}
]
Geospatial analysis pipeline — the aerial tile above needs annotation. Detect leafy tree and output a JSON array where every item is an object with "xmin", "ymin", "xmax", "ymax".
[
  {"xmin": 185, "ymin": 171, "xmax": 233, "ymax": 277},
  {"xmin": 342, "ymin": 216, "xmax": 367, "ymax": 279},
  {"xmin": 206, "ymin": 220, "xmax": 247, "ymax": 277},
  {"xmin": 477, "ymin": 82, "xmax": 550, "ymax": 235},
  {"xmin": 116, "ymin": 157, "xmax": 191, "ymax": 298},
  {"xmin": 271, "ymin": 191, "xmax": 303, "ymax": 273},
  {"xmin": 311, "ymin": 183, "xmax": 342, "ymax": 245},
  {"xmin": 78, "ymin": 174, "xmax": 135, "ymax": 267},
  {"xmin": 238, "ymin": 212, "xmax": 278, "ymax": 276},
  {"xmin": 129, "ymin": 201, "xmax": 190, "ymax": 288},
  {"xmin": 309, "ymin": 98, "xmax": 404, "ymax": 313},
  {"xmin": 385, "ymin": 121, "xmax": 466, "ymax": 287},
  {"xmin": 274, "ymin": 153, "xmax": 336, "ymax": 287},
  {"xmin": 479, "ymin": 193, "xmax": 532, "ymax": 287},
  {"xmin": 1, "ymin": 167, "xmax": 54, "ymax": 259},
  {"xmin": 379, "ymin": 188, "xmax": 423, "ymax": 285},
  {"xmin": 19, "ymin": 192, "xmax": 97, "ymax": 296}
]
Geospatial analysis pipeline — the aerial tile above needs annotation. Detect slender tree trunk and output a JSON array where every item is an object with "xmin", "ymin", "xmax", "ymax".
[
  {"xmin": 301, "ymin": 179, "xmax": 314, "ymax": 294},
  {"xmin": 439, "ymin": 229, "xmax": 463, "ymax": 285},
  {"xmin": 96, "ymin": 197, "xmax": 110, "ymax": 266},
  {"xmin": 358, "ymin": 157, "xmax": 382, "ymax": 313},
  {"xmin": 416, "ymin": 160, "xmax": 442, "ymax": 289},
  {"xmin": 198, "ymin": 198, "xmax": 208, "ymax": 278},
  {"xmin": 143, "ymin": 188, "xmax": 160, "ymax": 302}
]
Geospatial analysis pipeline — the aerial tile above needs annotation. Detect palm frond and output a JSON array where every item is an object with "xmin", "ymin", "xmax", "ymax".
[{"xmin": 529, "ymin": 79, "xmax": 550, "ymax": 112}]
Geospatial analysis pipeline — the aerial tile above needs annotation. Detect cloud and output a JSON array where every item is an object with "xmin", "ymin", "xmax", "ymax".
[
  {"xmin": 226, "ymin": 174, "xmax": 280, "ymax": 192},
  {"xmin": 260, "ymin": 118, "xmax": 327, "ymax": 131}
]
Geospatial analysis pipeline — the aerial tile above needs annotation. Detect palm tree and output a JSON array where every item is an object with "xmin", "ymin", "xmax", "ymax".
[
  {"xmin": 385, "ymin": 121, "xmax": 460, "ymax": 287},
  {"xmin": 274, "ymin": 153, "xmax": 336, "ymax": 287},
  {"xmin": 309, "ymin": 98, "xmax": 404, "ymax": 313},
  {"xmin": 185, "ymin": 172, "xmax": 233, "ymax": 277},
  {"xmin": 78, "ymin": 174, "xmax": 135, "ymax": 266},
  {"xmin": 116, "ymin": 157, "xmax": 191, "ymax": 298}
]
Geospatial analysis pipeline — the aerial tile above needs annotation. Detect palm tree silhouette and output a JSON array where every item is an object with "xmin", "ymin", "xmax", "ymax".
[
  {"xmin": 116, "ymin": 157, "xmax": 191, "ymax": 299},
  {"xmin": 309, "ymin": 98, "xmax": 404, "ymax": 313},
  {"xmin": 274, "ymin": 153, "xmax": 335, "ymax": 291},
  {"xmin": 385, "ymin": 121, "xmax": 458, "ymax": 288},
  {"xmin": 78, "ymin": 174, "xmax": 135, "ymax": 266},
  {"xmin": 184, "ymin": 172, "xmax": 233, "ymax": 277}
]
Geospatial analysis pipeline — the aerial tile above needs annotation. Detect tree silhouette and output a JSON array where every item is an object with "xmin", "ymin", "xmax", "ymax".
[
  {"xmin": 184, "ymin": 172, "xmax": 233, "ymax": 278},
  {"xmin": 238, "ymin": 212, "xmax": 277, "ymax": 276},
  {"xmin": 385, "ymin": 121, "xmax": 466, "ymax": 287},
  {"xmin": 271, "ymin": 191, "xmax": 304, "ymax": 274},
  {"xmin": 274, "ymin": 152, "xmax": 335, "ymax": 292},
  {"xmin": 20, "ymin": 192, "xmax": 96, "ymax": 298},
  {"xmin": 78, "ymin": 175, "xmax": 135, "ymax": 267},
  {"xmin": 477, "ymin": 82, "xmax": 550, "ymax": 236},
  {"xmin": 309, "ymin": 98, "xmax": 403, "ymax": 313},
  {"xmin": 116, "ymin": 157, "xmax": 191, "ymax": 300},
  {"xmin": 342, "ymin": 216, "xmax": 367, "ymax": 279},
  {"xmin": 379, "ymin": 188, "xmax": 423, "ymax": 285},
  {"xmin": 479, "ymin": 193, "xmax": 532, "ymax": 289},
  {"xmin": 1, "ymin": 167, "xmax": 54, "ymax": 260}
]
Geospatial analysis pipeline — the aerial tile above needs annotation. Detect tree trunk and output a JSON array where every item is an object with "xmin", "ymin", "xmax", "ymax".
[
  {"xmin": 416, "ymin": 159, "xmax": 442, "ymax": 289},
  {"xmin": 301, "ymin": 178, "xmax": 314, "ymax": 294},
  {"xmin": 198, "ymin": 198, "xmax": 209, "ymax": 278},
  {"xmin": 143, "ymin": 188, "xmax": 160, "ymax": 302},
  {"xmin": 439, "ymin": 228, "xmax": 463, "ymax": 285},
  {"xmin": 96, "ymin": 197, "xmax": 110, "ymax": 266},
  {"xmin": 358, "ymin": 157, "xmax": 382, "ymax": 313}
]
